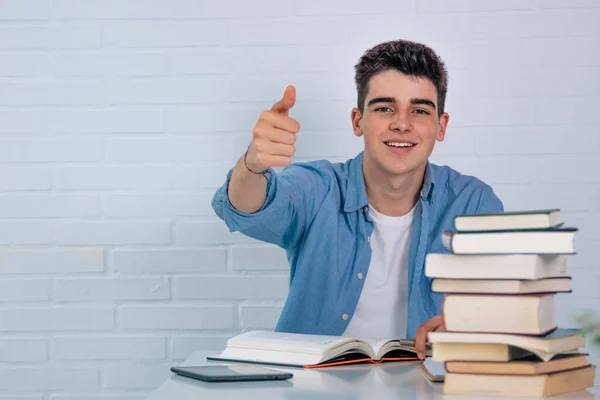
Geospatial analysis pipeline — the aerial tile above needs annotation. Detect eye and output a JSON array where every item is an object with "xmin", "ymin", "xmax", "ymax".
[
  {"xmin": 414, "ymin": 109, "xmax": 430, "ymax": 115},
  {"xmin": 375, "ymin": 106, "xmax": 392, "ymax": 112}
]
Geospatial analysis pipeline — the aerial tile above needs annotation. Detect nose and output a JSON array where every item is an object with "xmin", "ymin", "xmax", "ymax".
[{"xmin": 389, "ymin": 109, "xmax": 412, "ymax": 132}]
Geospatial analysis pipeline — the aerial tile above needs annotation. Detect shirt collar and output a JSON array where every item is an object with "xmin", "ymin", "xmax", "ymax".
[{"xmin": 343, "ymin": 151, "xmax": 435, "ymax": 213}]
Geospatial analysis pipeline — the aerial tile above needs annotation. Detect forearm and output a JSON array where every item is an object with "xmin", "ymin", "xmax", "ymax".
[{"xmin": 227, "ymin": 155, "xmax": 269, "ymax": 214}]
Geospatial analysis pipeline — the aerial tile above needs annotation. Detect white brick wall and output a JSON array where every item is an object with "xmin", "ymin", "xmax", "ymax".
[{"xmin": 0, "ymin": 1, "xmax": 599, "ymax": 398}]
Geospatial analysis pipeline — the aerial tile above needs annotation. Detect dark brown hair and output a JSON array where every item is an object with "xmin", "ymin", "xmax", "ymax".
[{"xmin": 354, "ymin": 39, "xmax": 448, "ymax": 117}]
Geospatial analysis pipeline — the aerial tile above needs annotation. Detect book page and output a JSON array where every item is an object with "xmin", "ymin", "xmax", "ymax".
[{"xmin": 227, "ymin": 331, "xmax": 359, "ymax": 354}]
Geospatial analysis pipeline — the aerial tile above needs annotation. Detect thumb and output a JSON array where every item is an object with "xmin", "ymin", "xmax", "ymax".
[{"xmin": 271, "ymin": 85, "xmax": 296, "ymax": 116}]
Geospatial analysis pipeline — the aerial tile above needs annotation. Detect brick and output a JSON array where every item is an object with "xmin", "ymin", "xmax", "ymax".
[
  {"xmin": 531, "ymin": 37, "xmax": 600, "ymax": 66},
  {"xmin": 172, "ymin": 164, "xmax": 233, "ymax": 190},
  {"xmin": 50, "ymin": 109, "xmax": 163, "ymax": 134},
  {"xmin": 225, "ymin": 47, "xmax": 297, "ymax": 74},
  {"xmin": 0, "ymin": 248, "xmax": 103, "ymax": 274},
  {"xmin": 431, "ymin": 156, "xmax": 536, "ymax": 185},
  {"xmin": 0, "ymin": 194, "xmax": 99, "ymax": 218},
  {"xmin": 536, "ymin": 97, "xmax": 600, "ymax": 126},
  {"xmin": 294, "ymin": 132, "xmax": 374, "ymax": 159},
  {"xmin": 0, "ymin": 338, "xmax": 47, "ymax": 362},
  {"xmin": 534, "ymin": 67, "xmax": 600, "ymax": 96},
  {"xmin": 53, "ymin": 0, "xmax": 230, "ymax": 18},
  {"xmin": 292, "ymin": 101, "xmax": 355, "ymax": 131},
  {"xmin": 0, "ymin": 81, "xmax": 102, "ymax": 106},
  {"xmin": 166, "ymin": 107, "xmax": 258, "ymax": 133},
  {"xmin": 112, "ymin": 249, "xmax": 226, "ymax": 274},
  {"xmin": 555, "ymin": 298, "xmax": 600, "ymax": 327},
  {"xmin": 57, "ymin": 222, "xmax": 170, "ymax": 245},
  {"xmin": 450, "ymin": 68, "xmax": 536, "ymax": 98},
  {"xmin": 0, "ymin": 220, "xmax": 54, "ymax": 245},
  {"xmin": 171, "ymin": 336, "xmax": 230, "ymax": 359},
  {"xmin": 105, "ymin": 364, "xmax": 170, "ymax": 390},
  {"xmin": 0, "ymin": 279, "xmax": 49, "ymax": 302},
  {"xmin": 232, "ymin": 247, "xmax": 289, "ymax": 271},
  {"xmin": 119, "ymin": 306, "xmax": 235, "ymax": 330},
  {"xmin": 53, "ymin": 336, "xmax": 166, "ymax": 360},
  {"xmin": 241, "ymin": 306, "xmax": 283, "ymax": 330},
  {"xmin": 169, "ymin": 49, "xmax": 228, "ymax": 75},
  {"xmin": 104, "ymin": 193, "xmax": 214, "ymax": 218},
  {"xmin": 175, "ymin": 221, "xmax": 259, "ymax": 245},
  {"xmin": 570, "ymin": 239, "xmax": 600, "ymax": 268},
  {"xmin": 0, "ymin": 54, "xmax": 51, "ymax": 77},
  {"xmin": 474, "ymin": 127, "xmax": 598, "ymax": 155},
  {"xmin": 0, "ymin": 167, "xmax": 51, "ymax": 190},
  {"xmin": 55, "ymin": 166, "xmax": 171, "ymax": 190},
  {"xmin": 0, "ymin": 139, "xmax": 104, "ymax": 162},
  {"xmin": 538, "ymin": 156, "xmax": 600, "ymax": 183},
  {"xmin": 55, "ymin": 53, "xmax": 166, "ymax": 77},
  {"xmin": 291, "ymin": 44, "xmax": 366, "ymax": 73},
  {"xmin": 429, "ymin": 129, "xmax": 474, "ymax": 156},
  {"xmin": 52, "ymin": 26, "xmax": 103, "ymax": 49},
  {"xmin": 51, "ymin": 396, "xmax": 145, "ymax": 400},
  {"xmin": 107, "ymin": 78, "xmax": 228, "ymax": 105},
  {"xmin": 570, "ymin": 268, "xmax": 600, "ymax": 298},
  {"xmin": 447, "ymin": 98, "xmax": 534, "ymax": 127},
  {"xmin": 561, "ymin": 214, "xmax": 600, "ymax": 240},
  {"xmin": 416, "ymin": 0, "xmax": 536, "ymax": 12},
  {"xmin": 0, "ymin": 27, "xmax": 50, "ymax": 49},
  {"xmin": 105, "ymin": 22, "xmax": 226, "ymax": 47},
  {"xmin": 540, "ymin": 0, "xmax": 600, "ymax": 8},
  {"xmin": 442, "ymin": 40, "xmax": 537, "ymax": 70},
  {"xmin": 0, "ymin": 110, "xmax": 50, "ymax": 134},
  {"xmin": 55, "ymin": 278, "xmax": 169, "ymax": 302},
  {"xmin": 294, "ymin": 0, "xmax": 410, "ymax": 14},
  {"xmin": 493, "ymin": 184, "xmax": 597, "ymax": 213},
  {"xmin": 0, "ymin": 0, "xmax": 48, "ymax": 19},
  {"xmin": 107, "ymin": 136, "xmax": 233, "ymax": 162},
  {"xmin": 230, "ymin": 73, "xmax": 355, "ymax": 103},
  {"xmin": 175, "ymin": 276, "xmax": 288, "ymax": 300},
  {"xmin": 0, "ymin": 307, "xmax": 113, "ymax": 331},
  {"xmin": 0, "ymin": 367, "xmax": 99, "ymax": 392},
  {"xmin": 231, "ymin": 0, "xmax": 292, "ymax": 17}
]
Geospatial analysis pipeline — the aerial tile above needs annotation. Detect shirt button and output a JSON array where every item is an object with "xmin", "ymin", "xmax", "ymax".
[
  {"xmin": 362, "ymin": 206, "xmax": 368, "ymax": 213},
  {"xmin": 357, "ymin": 273, "xmax": 363, "ymax": 280},
  {"xmin": 342, "ymin": 313, "xmax": 349, "ymax": 321},
  {"xmin": 367, "ymin": 236, "xmax": 371, "ymax": 243}
]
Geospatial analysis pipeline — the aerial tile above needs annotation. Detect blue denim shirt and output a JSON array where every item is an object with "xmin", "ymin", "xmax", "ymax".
[{"xmin": 212, "ymin": 152, "xmax": 503, "ymax": 338}]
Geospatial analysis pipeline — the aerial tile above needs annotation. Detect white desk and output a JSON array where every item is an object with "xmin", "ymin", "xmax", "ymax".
[{"xmin": 147, "ymin": 351, "xmax": 600, "ymax": 400}]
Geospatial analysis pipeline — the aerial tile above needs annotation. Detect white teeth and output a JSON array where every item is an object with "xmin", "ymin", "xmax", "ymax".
[{"xmin": 386, "ymin": 142, "xmax": 415, "ymax": 147}]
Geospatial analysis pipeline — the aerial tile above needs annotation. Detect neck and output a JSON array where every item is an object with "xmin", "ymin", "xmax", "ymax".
[{"xmin": 363, "ymin": 158, "xmax": 425, "ymax": 217}]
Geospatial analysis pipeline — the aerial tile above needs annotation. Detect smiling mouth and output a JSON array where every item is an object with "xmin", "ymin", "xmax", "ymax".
[{"xmin": 384, "ymin": 141, "xmax": 416, "ymax": 148}]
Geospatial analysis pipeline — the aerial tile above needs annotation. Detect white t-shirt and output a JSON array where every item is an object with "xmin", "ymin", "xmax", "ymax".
[{"xmin": 342, "ymin": 203, "xmax": 416, "ymax": 339}]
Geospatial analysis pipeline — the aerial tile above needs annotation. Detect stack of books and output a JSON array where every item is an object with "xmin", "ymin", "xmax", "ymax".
[{"xmin": 425, "ymin": 209, "xmax": 596, "ymax": 397}]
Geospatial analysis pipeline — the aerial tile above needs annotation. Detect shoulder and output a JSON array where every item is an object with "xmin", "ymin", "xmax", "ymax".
[
  {"xmin": 279, "ymin": 158, "xmax": 351, "ymax": 187},
  {"xmin": 429, "ymin": 163, "xmax": 503, "ymax": 213}
]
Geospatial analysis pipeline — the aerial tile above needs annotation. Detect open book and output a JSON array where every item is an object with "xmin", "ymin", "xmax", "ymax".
[{"xmin": 207, "ymin": 331, "xmax": 423, "ymax": 368}]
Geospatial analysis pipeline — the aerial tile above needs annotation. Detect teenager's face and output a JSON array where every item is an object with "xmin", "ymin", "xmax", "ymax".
[{"xmin": 352, "ymin": 70, "xmax": 449, "ymax": 178}]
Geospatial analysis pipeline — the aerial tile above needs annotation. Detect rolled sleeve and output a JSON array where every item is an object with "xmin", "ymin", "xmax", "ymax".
[{"xmin": 211, "ymin": 163, "xmax": 331, "ymax": 249}]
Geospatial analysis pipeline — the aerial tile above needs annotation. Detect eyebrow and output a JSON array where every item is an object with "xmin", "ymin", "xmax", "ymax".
[{"xmin": 367, "ymin": 97, "xmax": 436, "ymax": 110}]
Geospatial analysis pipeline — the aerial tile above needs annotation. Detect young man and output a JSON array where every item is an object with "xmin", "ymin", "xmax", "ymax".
[{"xmin": 212, "ymin": 40, "xmax": 503, "ymax": 359}]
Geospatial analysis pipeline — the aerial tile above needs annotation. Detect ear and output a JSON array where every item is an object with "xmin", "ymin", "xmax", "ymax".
[
  {"xmin": 351, "ymin": 108, "xmax": 363, "ymax": 137},
  {"xmin": 436, "ymin": 112, "xmax": 449, "ymax": 142}
]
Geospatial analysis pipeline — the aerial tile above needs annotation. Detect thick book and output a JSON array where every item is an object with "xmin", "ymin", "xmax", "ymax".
[
  {"xmin": 431, "ymin": 277, "xmax": 571, "ymax": 294},
  {"xmin": 454, "ymin": 209, "xmax": 562, "ymax": 232},
  {"xmin": 432, "ymin": 342, "xmax": 535, "ymax": 362},
  {"xmin": 445, "ymin": 353, "xmax": 589, "ymax": 375},
  {"xmin": 206, "ymin": 331, "xmax": 421, "ymax": 368},
  {"xmin": 425, "ymin": 254, "xmax": 568, "ymax": 280},
  {"xmin": 441, "ymin": 228, "xmax": 577, "ymax": 255},
  {"xmin": 442, "ymin": 294, "xmax": 556, "ymax": 335},
  {"xmin": 443, "ymin": 365, "xmax": 596, "ymax": 397},
  {"xmin": 418, "ymin": 359, "xmax": 446, "ymax": 382},
  {"xmin": 428, "ymin": 328, "xmax": 585, "ymax": 362}
]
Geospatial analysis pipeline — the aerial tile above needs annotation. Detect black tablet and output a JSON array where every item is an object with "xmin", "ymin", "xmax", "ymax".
[{"xmin": 170, "ymin": 365, "xmax": 293, "ymax": 383}]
